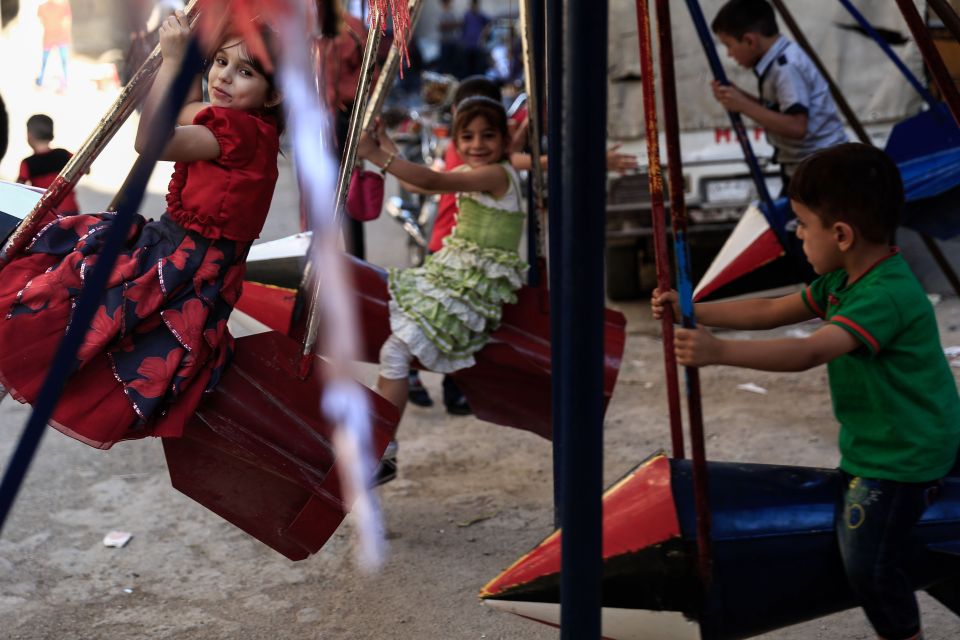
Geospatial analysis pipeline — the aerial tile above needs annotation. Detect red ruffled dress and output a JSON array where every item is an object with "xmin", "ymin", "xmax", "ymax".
[{"xmin": 0, "ymin": 106, "xmax": 279, "ymax": 449}]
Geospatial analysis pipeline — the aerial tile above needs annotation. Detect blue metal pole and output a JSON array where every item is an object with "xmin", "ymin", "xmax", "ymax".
[
  {"xmin": 559, "ymin": 0, "xmax": 606, "ymax": 635},
  {"xmin": 0, "ymin": 39, "xmax": 202, "ymax": 535},
  {"xmin": 682, "ymin": 0, "xmax": 780, "ymax": 242},
  {"xmin": 837, "ymin": 0, "xmax": 939, "ymax": 107}
]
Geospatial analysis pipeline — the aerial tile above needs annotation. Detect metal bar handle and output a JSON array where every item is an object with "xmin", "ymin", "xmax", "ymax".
[
  {"xmin": 301, "ymin": 9, "xmax": 384, "ymax": 361},
  {"xmin": 0, "ymin": 0, "xmax": 203, "ymax": 268}
]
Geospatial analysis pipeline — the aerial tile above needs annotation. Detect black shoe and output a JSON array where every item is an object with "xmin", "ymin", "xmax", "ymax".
[
  {"xmin": 445, "ymin": 396, "xmax": 472, "ymax": 416},
  {"xmin": 373, "ymin": 441, "xmax": 398, "ymax": 486},
  {"xmin": 407, "ymin": 372, "xmax": 434, "ymax": 407},
  {"xmin": 443, "ymin": 376, "xmax": 472, "ymax": 416}
]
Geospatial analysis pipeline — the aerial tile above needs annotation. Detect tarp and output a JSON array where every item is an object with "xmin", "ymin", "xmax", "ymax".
[{"xmin": 900, "ymin": 145, "xmax": 960, "ymax": 240}]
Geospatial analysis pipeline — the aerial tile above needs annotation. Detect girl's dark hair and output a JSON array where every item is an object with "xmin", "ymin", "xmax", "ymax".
[
  {"xmin": 211, "ymin": 26, "xmax": 285, "ymax": 135},
  {"xmin": 316, "ymin": 0, "xmax": 340, "ymax": 37},
  {"xmin": 711, "ymin": 0, "xmax": 778, "ymax": 39},
  {"xmin": 788, "ymin": 143, "xmax": 903, "ymax": 244},
  {"xmin": 452, "ymin": 96, "xmax": 509, "ymax": 158},
  {"xmin": 454, "ymin": 75, "xmax": 502, "ymax": 105}
]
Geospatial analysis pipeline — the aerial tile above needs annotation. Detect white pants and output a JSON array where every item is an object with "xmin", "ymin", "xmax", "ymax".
[{"xmin": 379, "ymin": 334, "xmax": 413, "ymax": 380}]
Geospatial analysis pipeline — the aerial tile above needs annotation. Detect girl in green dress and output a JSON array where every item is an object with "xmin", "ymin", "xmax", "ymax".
[{"xmin": 357, "ymin": 96, "xmax": 526, "ymax": 480}]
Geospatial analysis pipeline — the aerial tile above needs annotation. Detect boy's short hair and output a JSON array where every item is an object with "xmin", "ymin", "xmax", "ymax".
[
  {"xmin": 454, "ymin": 75, "xmax": 502, "ymax": 107},
  {"xmin": 788, "ymin": 143, "xmax": 903, "ymax": 244},
  {"xmin": 26, "ymin": 114, "xmax": 54, "ymax": 142},
  {"xmin": 711, "ymin": 0, "xmax": 778, "ymax": 39}
]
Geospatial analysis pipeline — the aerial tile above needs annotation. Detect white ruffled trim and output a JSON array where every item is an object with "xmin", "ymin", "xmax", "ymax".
[
  {"xmin": 430, "ymin": 243, "xmax": 527, "ymax": 289},
  {"xmin": 390, "ymin": 302, "xmax": 478, "ymax": 373},
  {"xmin": 405, "ymin": 278, "xmax": 492, "ymax": 331}
]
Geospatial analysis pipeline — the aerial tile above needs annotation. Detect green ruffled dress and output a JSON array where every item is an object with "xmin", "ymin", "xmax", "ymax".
[{"xmin": 388, "ymin": 161, "xmax": 527, "ymax": 373}]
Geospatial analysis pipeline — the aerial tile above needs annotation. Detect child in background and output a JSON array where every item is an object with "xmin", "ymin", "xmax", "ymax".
[
  {"xmin": 314, "ymin": 0, "xmax": 370, "ymax": 259},
  {"xmin": 36, "ymin": 0, "xmax": 72, "ymax": 89},
  {"xmin": 0, "ymin": 12, "xmax": 282, "ymax": 449},
  {"xmin": 710, "ymin": 0, "xmax": 846, "ymax": 187},
  {"xmin": 653, "ymin": 143, "xmax": 960, "ymax": 640},
  {"xmin": 17, "ymin": 114, "xmax": 80, "ymax": 214},
  {"xmin": 409, "ymin": 76, "xmax": 638, "ymax": 412},
  {"xmin": 357, "ymin": 96, "xmax": 527, "ymax": 484}
]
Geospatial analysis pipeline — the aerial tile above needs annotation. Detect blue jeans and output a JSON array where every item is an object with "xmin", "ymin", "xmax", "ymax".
[
  {"xmin": 836, "ymin": 472, "xmax": 941, "ymax": 639},
  {"xmin": 38, "ymin": 45, "xmax": 69, "ymax": 85}
]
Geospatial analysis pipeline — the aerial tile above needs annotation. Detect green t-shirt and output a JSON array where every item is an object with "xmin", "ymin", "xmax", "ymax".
[{"xmin": 801, "ymin": 251, "xmax": 960, "ymax": 482}]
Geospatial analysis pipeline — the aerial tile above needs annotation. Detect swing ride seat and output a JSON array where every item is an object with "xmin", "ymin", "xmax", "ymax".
[
  {"xmin": 481, "ymin": 452, "xmax": 960, "ymax": 640},
  {"xmin": 694, "ymin": 141, "xmax": 960, "ymax": 302},
  {"xmin": 0, "ymin": 182, "xmax": 398, "ymax": 560},
  {"xmin": 236, "ymin": 251, "xmax": 629, "ymax": 441},
  {"xmin": 0, "ymin": 182, "xmax": 45, "ymax": 246},
  {"xmin": 163, "ymin": 330, "xmax": 399, "ymax": 561}
]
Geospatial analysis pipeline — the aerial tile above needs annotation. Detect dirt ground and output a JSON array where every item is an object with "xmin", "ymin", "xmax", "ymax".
[{"xmin": 1, "ymin": 291, "xmax": 959, "ymax": 639}]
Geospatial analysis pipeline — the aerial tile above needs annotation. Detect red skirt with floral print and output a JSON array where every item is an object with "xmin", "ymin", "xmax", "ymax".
[{"xmin": 0, "ymin": 212, "xmax": 248, "ymax": 449}]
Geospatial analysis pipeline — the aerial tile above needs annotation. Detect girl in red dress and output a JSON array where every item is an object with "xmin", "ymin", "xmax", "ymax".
[{"xmin": 0, "ymin": 12, "xmax": 282, "ymax": 449}]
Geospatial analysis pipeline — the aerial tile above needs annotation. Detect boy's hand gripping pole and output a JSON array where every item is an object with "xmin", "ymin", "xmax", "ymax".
[{"xmin": 639, "ymin": 0, "xmax": 713, "ymax": 587}]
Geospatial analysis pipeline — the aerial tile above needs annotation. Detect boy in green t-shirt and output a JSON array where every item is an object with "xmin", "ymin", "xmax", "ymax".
[{"xmin": 653, "ymin": 143, "xmax": 960, "ymax": 640}]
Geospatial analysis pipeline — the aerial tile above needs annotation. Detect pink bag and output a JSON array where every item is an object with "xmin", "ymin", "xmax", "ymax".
[{"xmin": 345, "ymin": 167, "xmax": 385, "ymax": 222}]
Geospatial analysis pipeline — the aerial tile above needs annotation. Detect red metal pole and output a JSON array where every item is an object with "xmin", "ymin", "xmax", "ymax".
[
  {"xmin": 633, "ymin": 0, "xmax": 685, "ymax": 461},
  {"xmin": 929, "ymin": 0, "xmax": 960, "ymax": 45},
  {"xmin": 651, "ymin": 0, "xmax": 712, "ymax": 586},
  {"xmin": 895, "ymin": 0, "xmax": 960, "ymax": 127}
]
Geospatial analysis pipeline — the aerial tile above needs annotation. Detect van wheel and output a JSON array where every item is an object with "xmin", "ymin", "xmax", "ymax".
[{"xmin": 605, "ymin": 242, "xmax": 641, "ymax": 300}]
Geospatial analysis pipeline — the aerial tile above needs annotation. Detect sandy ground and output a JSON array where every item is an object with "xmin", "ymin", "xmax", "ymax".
[
  {"xmin": 3, "ymin": 14, "xmax": 960, "ymax": 640},
  {"xmin": 1, "ymin": 296, "xmax": 958, "ymax": 640}
]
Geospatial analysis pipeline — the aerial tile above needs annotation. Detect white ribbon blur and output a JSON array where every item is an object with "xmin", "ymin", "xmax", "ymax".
[{"xmin": 274, "ymin": 0, "xmax": 385, "ymax": 572}]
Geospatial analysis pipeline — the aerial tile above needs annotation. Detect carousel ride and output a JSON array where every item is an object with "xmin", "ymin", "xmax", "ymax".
[
  {"xmin": 477, "ymin": 0, "xmax": 960, "ymax": 638},
  {"xmin": 0, "ymin": 0, "xmax": 957, "ymax": 637},
  {"xmin": 0, "ymin": 0, "xmax": 627, "ymax": 563}
]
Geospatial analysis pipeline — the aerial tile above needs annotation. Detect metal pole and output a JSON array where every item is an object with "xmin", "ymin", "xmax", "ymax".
[
  {"xmin": 546, "ymin": 0, "xmax": 564, "ymax": 529},
  {"xmin": 301, "ymin": 9, "xmax": 384, "ymax": 364},
  {"xmin": 362, "ymin": 0, "xmax": 424, "ymax": 130},
  {"xmin": 894, "ymin": 0, "xmax": 960, "ymax": 127},
  {"xmin": 521, "ymin": 0, "xmax": 547, "ymax": 289},
  {"xmin": 770, "ymin": 0, "xmax": 870, "ymax": 145},
  {"xmin": 519, "ymin": 0, "xmax": 546, "ymax": 219},
  {"xmin": 921, "ymin": 233, "xmax": 960, "ymax": 296},
  {"xmin": 682, "ymin": 0, "xmax": 779, "ymax": 241},
  {"xmin": 634, "ymin": 0, "xmax": 685, "ymax": 461},
  {"xmin": 894, "ymin": 0, "xmax": 960, "ymax": 299},
  {"xmin": 0, "ymin": 0, "xmax": 202, "ymax": 268},
  {"xmin": 929, "ymin": 0, "xmax": 960, "ymax": 44},
  {"xmin": 559, "ymin": 0, "xmax": 606, "ymax": 635},
  {"xmin": 653, "ymin": 0, "xmax": 711, "ymax": 584},
  {"xmin": 837, "ymin": 0, "xmax": 940, "ymax": 108}
]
